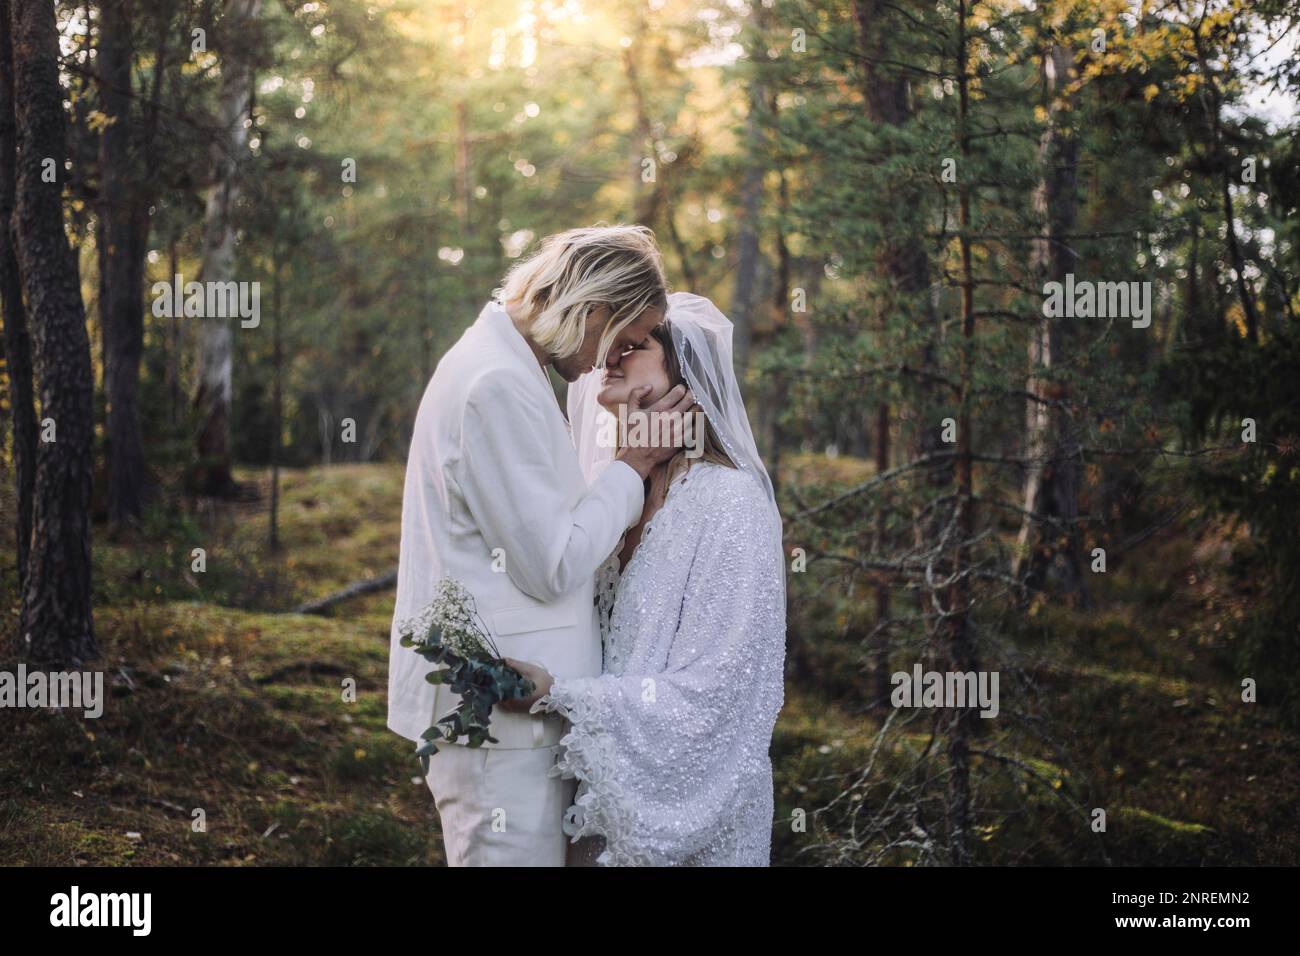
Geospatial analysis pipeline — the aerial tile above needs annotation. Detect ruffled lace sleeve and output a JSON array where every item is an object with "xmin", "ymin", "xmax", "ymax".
[{"xmin": 531, "ymin": 676, "xmax": 646, "ymax": 865}]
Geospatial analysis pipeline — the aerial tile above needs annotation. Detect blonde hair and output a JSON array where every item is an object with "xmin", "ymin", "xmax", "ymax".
[{"xmin": 497, "ymin": 224, "xmax": 668, "ymax": 367}]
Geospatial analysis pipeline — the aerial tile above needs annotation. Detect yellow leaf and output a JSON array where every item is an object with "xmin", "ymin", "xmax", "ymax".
[{"xmin": 85, "ymin": 110, "xmax": 117, "ymax": 133}]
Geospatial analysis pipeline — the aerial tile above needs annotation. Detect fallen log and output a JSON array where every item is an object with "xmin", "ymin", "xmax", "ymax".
[{"xmin": 292, "ymin": 569, "xmax": 398, "ymax": 615}]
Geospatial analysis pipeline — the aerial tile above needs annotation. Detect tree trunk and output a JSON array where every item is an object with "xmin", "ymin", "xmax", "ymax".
[
  {"xmin": 853, "ymin": 0, "xmax": 934, "ymax": 712},
  {"xmin": 622, "ymin": 19, "xmax": 651, "ymax": 223},
  {"xmin": 453, "ymin": 2, "xmax": 472, "ymax": 236},
  {"xmin": 872, "ymin": 399, "xmax": 892, "ymax": 711},
  {"xmin": 0, "ymin": 0, "xmax": 35, "ymax": 599},
  {"xmin": 98, "ymin": 0, "xmax": 153, "ymax": 524},
  {"xmin": 269, "ymin": 251, "xmax": 282, "ymax": 551},
  {"xmin": 945, "ymin": 0, "xmax": 978, "ymax": 866},
  {"xmin": 1191, "ymin": 26, "xmax": 1258, "ymax": 343},
  {"xmin": 166, "ymin": 237, "xmax": 181, "ymax": 426},
  {"xmin": 730, "ymin": 80, "xmax": 766, "ymax": 376},
  {"xmin": 1013, "ymin": 42, "xmax": 1086, "ymax": 604},
  {"xmin": 11, "ymin": 0, "xmax": 97, "ymax": 665},
  {"xmin": 193, "ymin": 0, "xmax": 261, "ymax": 496},
  {"xmin": 754, "ymin": 162, "xmax": 792, "ymax": 467}
]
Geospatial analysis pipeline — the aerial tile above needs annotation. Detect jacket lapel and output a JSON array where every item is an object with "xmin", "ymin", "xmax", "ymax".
[
  {"xmin": 479, "ymin": 299, "xmax": 555, "ymax": 398},
  {"xmin": 476, "ymin": 300, "xmax": 584, "ymax": 487}
]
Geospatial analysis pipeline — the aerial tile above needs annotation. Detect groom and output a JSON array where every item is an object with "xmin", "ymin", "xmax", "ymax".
[{"xmin": 387, "ymin": 225, "xmax": 693, "ymax": 866}]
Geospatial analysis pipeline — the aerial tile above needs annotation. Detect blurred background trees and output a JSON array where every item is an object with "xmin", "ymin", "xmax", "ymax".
[{"xmin": 1, "ymin": 0, "xmax": 1298, "ymax": 864}]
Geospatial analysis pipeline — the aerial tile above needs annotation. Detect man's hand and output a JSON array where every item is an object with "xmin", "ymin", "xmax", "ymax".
[
  {"xmin": 499, "ymin": 658, "xmax": 554, "ymax": 712},
  {"xmin": 615, "ymin": 383, "xmax": 697, "ymax": 480}
]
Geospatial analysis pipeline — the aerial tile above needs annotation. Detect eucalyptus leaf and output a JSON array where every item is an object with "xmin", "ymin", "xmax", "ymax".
[{"xmin": 404, "ymin": 585, "xmax": 540, "ymax": 765}]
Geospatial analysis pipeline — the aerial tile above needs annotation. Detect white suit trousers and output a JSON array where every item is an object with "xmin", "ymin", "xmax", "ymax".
[{"xmin": 424, "ymin": 743, "xmax": 577, "ymax": 867}]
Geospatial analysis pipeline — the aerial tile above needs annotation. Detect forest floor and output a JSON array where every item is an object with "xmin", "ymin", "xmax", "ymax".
[{"xmin": 1, "ymin": 461, "xmax": 1297, "ymax": 866}]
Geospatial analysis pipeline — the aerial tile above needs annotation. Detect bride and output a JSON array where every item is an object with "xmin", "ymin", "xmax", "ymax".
[{"xmin": 505, "ymin": 292, "xmax": 787, "ymax": 866}]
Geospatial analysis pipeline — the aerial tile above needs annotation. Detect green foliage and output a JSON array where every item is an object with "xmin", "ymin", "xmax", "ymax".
[
  {"xmin": 398, "ymin": 609, "xmax": 534, "ymax": 773},
  {"xmin": 1163, "ymin": 332, "xmax": 1300, "ymax": 729}
]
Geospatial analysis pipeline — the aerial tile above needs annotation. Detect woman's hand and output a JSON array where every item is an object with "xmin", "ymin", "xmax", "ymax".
[{"xmin": 499, "ymin": 658, "xmax": 554, "ymax": 712}]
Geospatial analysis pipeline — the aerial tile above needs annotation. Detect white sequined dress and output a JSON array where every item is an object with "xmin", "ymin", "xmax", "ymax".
[{"xmin": 530, "ymin": 460, "xmax": 786, "ymax": 866}]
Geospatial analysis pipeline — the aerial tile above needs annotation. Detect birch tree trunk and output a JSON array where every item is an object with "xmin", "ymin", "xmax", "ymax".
[
  {"xmin": 193, "ymin": 0, "xmax": 261, "ymax": 495},
  {"xmin": 1013, "ymin": 42, "xmax": 1086, "ymax": 603}
]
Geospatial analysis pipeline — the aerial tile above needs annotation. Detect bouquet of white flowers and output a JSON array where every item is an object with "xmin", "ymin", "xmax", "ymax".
[{"xmin": 397, "ymin": 578, "xmax": 535, "ymax": 772}]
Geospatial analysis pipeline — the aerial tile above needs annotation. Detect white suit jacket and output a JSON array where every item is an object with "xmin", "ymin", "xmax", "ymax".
[{"xmin": 387, "ymin": 299, "xmax": 645, "ymax": 749}]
